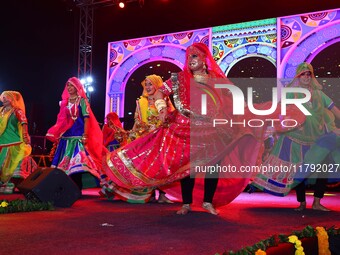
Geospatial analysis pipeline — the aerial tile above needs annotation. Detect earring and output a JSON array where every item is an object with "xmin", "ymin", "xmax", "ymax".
[{"xmin": 203, "ymin": 63, "xmax": 207, "ymax": 70}]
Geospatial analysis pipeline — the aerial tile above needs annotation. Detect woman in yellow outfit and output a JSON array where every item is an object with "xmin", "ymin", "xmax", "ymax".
[
  {"xmin": 0, "ymin": 91, "xmax": 34, "ymax": 193},
  {"xmin": 100, "ymin": 75, "xmax": 175, "ymax": 203},
  {"xmin": 130, "ymin": 74, "xmax": 175, "ymax": 141},
  {"xmin": 133, "ymin": 75, "xmax": 175, "ymax": 203}
]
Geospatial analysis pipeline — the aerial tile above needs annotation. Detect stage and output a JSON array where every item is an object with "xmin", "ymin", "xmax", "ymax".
[{"xmin": 1, "ymin": 187, "xmax": 339, "ymax": 255}]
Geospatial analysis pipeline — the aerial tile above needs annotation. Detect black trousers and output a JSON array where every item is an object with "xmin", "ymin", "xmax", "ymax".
[
  {"xmin": 295, "ymin": 155, "xmax": 332, "ymax": 202},
  {"xmin": 295, "ymin": 178, "xmax": 327, "ymax": 202},
  {"xmin": 180, "ymin": 171, "xmax": 218, "ymax": 204},
  {"xmin": 70, "ymin": 173, "xmax": 83, "ymax": 190}
]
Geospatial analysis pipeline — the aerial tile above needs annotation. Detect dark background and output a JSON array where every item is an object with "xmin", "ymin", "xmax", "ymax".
[{"xmin": 0, "ymin": 0, "xmax": 339, "ymax": 137}]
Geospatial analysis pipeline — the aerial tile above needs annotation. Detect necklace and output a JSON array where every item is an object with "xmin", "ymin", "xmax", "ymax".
[
  {"xmin": 1, "ymin": 106, "xmax": 12, "ymax": 117},
  {"xmin": 148, "ymin": 96, "xmax": 155, "ymax": 103},
  {"xmin": 69, "ymin": 95, "xmax": 79, "ymax": 101},
  {"xmin": 67, "ymin": 99, "xmax": 79, "ymax": 121},
  {"xmin": 193, "ymin": 73, "xmax": 208, "ymax": 84},
  {"xmin": 193, "ymin": 72, "xmax": 208, "ymax": 78},
  {"xmin": 69, "ymin": 103, "xmax": 78, "ymax": 121}
]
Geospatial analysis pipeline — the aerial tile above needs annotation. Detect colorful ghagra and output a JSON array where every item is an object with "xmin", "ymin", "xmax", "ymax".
[
  {"xmin": 51, "ymin": 98, "xmax": 100, "ymax": 180},
  {"xmin": 101, "ymin": 71, "xmax": 262, "ymax": 204},
  {"xmin": 252, "ymin": 89, "xmax": 336, "ymax": 196},
  {"xmin": 0, "ymin": 107, "xmax": 33, "ymax": 182}
]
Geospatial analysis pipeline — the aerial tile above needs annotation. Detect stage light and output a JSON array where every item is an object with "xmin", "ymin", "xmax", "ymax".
[
  {"xmin": 88, "ymin": 85, "xmax": 94, "ymax": 92},
  {"xmin": 80, "ymin": 76, "xmax": 94, "ymax": 101},
  {"xmin": 118, "ymin": 1, "xmax": 125, "ymax": 8},
  {"xmin": 86, "ymin": 76, "xmax": 93, "ymax": 83}
]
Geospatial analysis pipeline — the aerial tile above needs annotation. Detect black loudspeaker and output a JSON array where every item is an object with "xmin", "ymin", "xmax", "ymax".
[{"xmin": 17, "ymin": 168, "xmax": 81, "ymax": 207}]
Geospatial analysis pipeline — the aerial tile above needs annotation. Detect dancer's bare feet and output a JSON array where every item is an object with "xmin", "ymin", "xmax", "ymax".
[
  {"xmin": 158, "ymin": 193, "xmax": 174, "ymax": 204},
  {"xmin": 312, "ymin": 198, "xmax": 331, "ymax": 211},
  {"xmin": 176, "ymin": 204, "xmax": 191, "ymax": 215},
  {"xmin": 312, "ymin": 204, "xmax": 331, "ymax": 211},
  {"xmin": 294, "ymin": 202, "xmax": 306, "ymax": 211},
  {"xmin": 202, "ymin": 202, "xmax": 219, "ymax": 215}
]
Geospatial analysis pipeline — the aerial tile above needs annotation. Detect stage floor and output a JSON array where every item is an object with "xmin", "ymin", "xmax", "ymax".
[{"xmin": 1, "ymin": 188, "xmax": 339, "ymax": 255}]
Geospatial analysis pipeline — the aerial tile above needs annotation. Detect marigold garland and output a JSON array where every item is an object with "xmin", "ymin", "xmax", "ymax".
[
  {"xmin": 223, "ymin": 225, "xmax": 339, "ymax": 255},
  {"xmin": 316, "ymin": 226, "xmax": 331, "ymax": 255},
  {"xmin": 0, "ymin": 201, "xmax": 9, "ymax": 207},
  {"xmin": 288, "ymin": 235, "xmax": 305, "ymax": 255},
  {"xmin": 255, "ymin": 249, "xmax": 266, "ymax": 255},
  {"xmin": 0, "ymin": 199, "xmax": 54, "ymax": 214}
]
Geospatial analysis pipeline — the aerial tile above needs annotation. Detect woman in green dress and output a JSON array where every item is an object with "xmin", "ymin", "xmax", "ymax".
[
  {"xmin": 251, "ymin": 62, "xmax": 340, "ymax": 210},
  {"xmin": 0, "ymin": 91, "xmax": 33, "ymax": 194}
]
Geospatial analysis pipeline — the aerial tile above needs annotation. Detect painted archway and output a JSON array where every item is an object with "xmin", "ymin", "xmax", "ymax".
[
  {"xmin": 279, "ymin": 10, "xmax": 340, "ymax": 79},
  {"xmin": 211, "ymin": 18, "xmax": 277, "ymax": 76},
  {"xmin": 218, "ymin": 43, "xmax": 277, "ymax": 76},
  {"xmin": 105, "ymin": 28, "xmax": 211, "ymax": 117}
]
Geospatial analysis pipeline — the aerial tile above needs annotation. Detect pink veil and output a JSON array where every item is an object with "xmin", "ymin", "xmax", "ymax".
[{"xmin": 46, "ymin": 77, "xmax": 103, "ymax": 170}]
